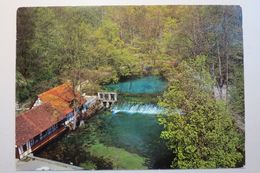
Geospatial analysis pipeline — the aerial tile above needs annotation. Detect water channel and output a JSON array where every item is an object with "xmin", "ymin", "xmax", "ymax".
[{"xmin": 35, "ymin": 75, "xmax": 173, "ymax": 170}]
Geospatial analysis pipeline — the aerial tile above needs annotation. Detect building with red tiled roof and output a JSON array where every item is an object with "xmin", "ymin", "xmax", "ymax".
[
  {"xmin": 15, "ymin": 102, "xmax": 68, "ymax": 159},
  {"xmin": 16, "ymin": 103, "xmax": 64, "ymax": 146},
  {"xmin": 15, "ymin": 83, "xmax": 87, "ymax": 159}
]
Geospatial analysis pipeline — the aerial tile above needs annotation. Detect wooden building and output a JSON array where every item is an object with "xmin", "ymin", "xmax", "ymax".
[
  {"xmin": 15, "ymin": 103, "xmax": 68, "ymax": 159},
  {"xmin": 15, "ymin": 83, "xmax": 96, "ymax": 159}
]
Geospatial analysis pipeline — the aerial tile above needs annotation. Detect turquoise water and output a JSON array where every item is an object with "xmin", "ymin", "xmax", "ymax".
[
  {"xmin": 35, "ymin": 76, "xmax": 172, "ymax": 169},
  {"xmin": 106, "ymin": 76, "xmax": 168, "ymax": 94},
  {"xmin": 98, "ymin": 110, "xmax": 172, "ymax": 168}
]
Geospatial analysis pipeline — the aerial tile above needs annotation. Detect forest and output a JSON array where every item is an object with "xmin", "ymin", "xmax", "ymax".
[{"xmin": 16, "ymin": 6, "xmax": 244, "ymax": 169}]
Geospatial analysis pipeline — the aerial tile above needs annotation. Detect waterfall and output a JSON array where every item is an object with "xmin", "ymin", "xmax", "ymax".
[{"xmin": 111, "ymin": 103, "xmax": 164, "ymax": 115}]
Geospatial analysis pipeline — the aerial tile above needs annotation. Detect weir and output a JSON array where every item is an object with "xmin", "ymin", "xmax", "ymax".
[{"xmin": 111, "ymin": 103, "xmax": 163, "ymax": 115}]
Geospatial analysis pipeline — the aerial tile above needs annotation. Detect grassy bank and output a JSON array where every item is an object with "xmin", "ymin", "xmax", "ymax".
[{"xmin": 82, "ymin": 142, "xmax": 147, "ymax": 170}]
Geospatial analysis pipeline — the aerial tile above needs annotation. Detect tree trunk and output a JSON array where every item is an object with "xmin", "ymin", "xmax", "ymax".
[
  {"xmin": 217, "ymin": 40, "xmax": 223, "ymax": 100},
  {"xmin": 223, "ymin": 7, "xmax": 229, "ymax": 102},
  {"xmin": 226, "ymin": 53, "xmax": 229, "ymax": 101}
]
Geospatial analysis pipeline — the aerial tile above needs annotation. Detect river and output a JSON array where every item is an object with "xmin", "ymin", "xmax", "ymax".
[{"xmin": 35, "ymin": 75, "xmax": 173, "ymax": 170}]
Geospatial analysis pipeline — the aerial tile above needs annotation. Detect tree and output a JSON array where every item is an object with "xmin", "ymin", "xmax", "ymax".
[{"xmin": 158, "ymin": 56, "xmax": 243, "ymax": 168}]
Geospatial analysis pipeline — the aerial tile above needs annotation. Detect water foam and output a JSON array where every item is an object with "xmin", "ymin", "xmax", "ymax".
[{"xmin": 111, "ymin": 103, "xmax": 163, "ymax": 115}]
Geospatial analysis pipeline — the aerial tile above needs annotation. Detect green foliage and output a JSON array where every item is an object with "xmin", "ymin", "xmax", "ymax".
[
  {"xmin": 88, "ymin": 142, "xmax": 147, "ymax": 170},
  {"xmin": 16, "ymin": 71, "xmax": 27, "ymax": 88},
  {"xmin": 16, "ymin": 6, "xmax": 244, "ymax": 105},
  {"xmin": 16, "ymin": 71, "xmax": 32, "ymax": 102},
  {"xmin": 16, "ymin": 7, "xmax": 142, "ymax": 102},
  {"xmin": 229, "ymin": 65, "xmax": 244, "ymax": 117},
  {"xmin": 158, "ymin": 58, "xmax": 243, "ymax": 168},
  {"xmin": 80, "ymin": 161, "xmax": 97, "ymax": 170}
]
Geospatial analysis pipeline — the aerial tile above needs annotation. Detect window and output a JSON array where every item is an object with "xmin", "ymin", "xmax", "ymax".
[
  {"xmin": 111, "ymin": 94, "xmax": 115, "ymax": 100},
  {"xmin": 22, "ymin": 144, "xmax": 27, "ymax": 152},
  {"xmin": 39, "ymin": 133, "xmax": 42, "ymax": 140},
  {"xmin": 30, "ymin": 139, "xmax": 35, "ymax": 146}
]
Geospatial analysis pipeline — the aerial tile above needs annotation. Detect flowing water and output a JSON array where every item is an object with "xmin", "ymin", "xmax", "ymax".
[
  {"xmin": 111, "ymin": 103, "xmax": 164, "ymax": 114},
  {"xmin": 35, "ymin": 75, "xmax": 172, "ymax": 169}
]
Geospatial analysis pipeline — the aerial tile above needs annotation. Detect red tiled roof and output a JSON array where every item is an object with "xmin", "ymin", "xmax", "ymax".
[
  {"xmin": 16, "ymin": 83, "xmax": 86, "ymax": 146},
  {"xmin": 39, "ymin": 94, "xmax": 72, "ymax": 115},
  {"xmin": 16, "ymin": 103, "xmax": 64, "ymax": 146},
  {"xmin": 38, "ymin": 82, "xmax": 85, "ymax": 115},
  {"xmin": 39, "ymin": 83, "xmax": 75, "ymax": 103}
]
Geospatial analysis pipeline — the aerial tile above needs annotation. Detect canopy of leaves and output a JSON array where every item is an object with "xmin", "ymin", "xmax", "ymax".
[{"xmin": 158, "ymin": 56, "xmax": 243, "ymax": 168}]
